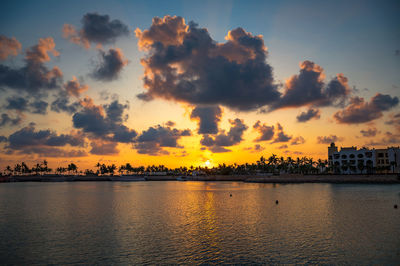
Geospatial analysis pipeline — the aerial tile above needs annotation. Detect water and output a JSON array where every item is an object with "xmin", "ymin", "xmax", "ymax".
[{"xmin": 0, "ymin": 182, "xmax": 399, "ymax": 265}]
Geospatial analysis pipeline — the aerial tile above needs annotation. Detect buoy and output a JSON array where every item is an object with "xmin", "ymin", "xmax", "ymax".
[
  {"xmin": 395, "ymin": 204, "xmax": 398, "ymax": 209},
  {"xmin": 275, "ymin": 200, "xmax": 279, "ymax": 204},
  {"xmin": 230, "ymin": 194, "xmax": 232, "ymax": 197}
]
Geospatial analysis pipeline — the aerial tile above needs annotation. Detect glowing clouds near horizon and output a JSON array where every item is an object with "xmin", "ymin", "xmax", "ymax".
[{"xmin": 334, "ymin": 93, "xmax": 399, "ymax": 124}]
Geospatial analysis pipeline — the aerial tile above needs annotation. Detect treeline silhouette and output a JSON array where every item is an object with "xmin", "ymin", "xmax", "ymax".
[{"xmin": 2, "ymin": 155, "xmax": 331, "ymax": 176}]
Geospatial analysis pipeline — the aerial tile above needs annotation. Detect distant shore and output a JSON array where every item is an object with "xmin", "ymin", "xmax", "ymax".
[{"xmin": 1, "ymin": 173, "xmax": 399, "ymax": 184}]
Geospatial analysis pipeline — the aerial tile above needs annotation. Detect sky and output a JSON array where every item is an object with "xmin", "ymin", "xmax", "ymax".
[{"xmin": 0, "ymin": 0, "xmax": 399, "ymax": 170}]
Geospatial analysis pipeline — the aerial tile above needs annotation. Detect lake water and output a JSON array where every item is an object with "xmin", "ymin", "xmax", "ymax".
[{"xmin": 0, "ymin": 182, "xmax": 399, "ymax": 264}]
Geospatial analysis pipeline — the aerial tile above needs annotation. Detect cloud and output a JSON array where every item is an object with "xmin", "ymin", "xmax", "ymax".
[
  {"xmin": 165, "ymin": 120, "xmax": 175, "ymax": 127},
  {"xmin": 360, "ymin": 127, "xmax": 379, "ymax": 137},
  {"xmin": 271, "ymin": 123, "xmax": 292, "ymax": 143},
  {"xmin": 317, "ymin": 135, "xmax": 343, "ymax": 144},
  {"xmin": 291, "ymin": 136, "xmax": 305, "ymax": 145},
  {"xmin": 365, "ymin": 132, "xmax": 400, "ymax": 146},
  {"xmin": 6, "ymin": 123, "xmax": 84, "ymax": 149},
  {"xmin": 278, "ymin": 144, "xmax": 288, "ymax": 149},
  {"xmin": 254, "ymin": 144, "xmax": 265, "ymax": 152},
  {"xmin": 29, "ymin": 100, "xmax": 48, "ymax": 114},
  {"xmin": 253, "ymin": 120, "xmax": 274, "ymax": 141},
  {"xmin": 0, "ymin": 35, "xmax": 22, "ymax": 60},
  {"xmin": 90, "ymin": 139, "xmax": 119, "ymax": 155},
  {"xmin": 200, "ymin": 118, "xmax": 248, "ymax": 152},
  {"xmin": 135, "ymin": 16, "xmax": 280, "ymax": 111},
  {"xmin": 190, "ymin": 105, "xmax": 222, "ymax": 134},
  {"xmin": 5, "ymin": 96, "xmax": 28, "ymax": 111},
  {"xmin": 51, "ymin": 91, "xmax": 81, "ymax": 114},
  {"xmin": 25, "ymin": 37, "xmax": 59, "ymax": 62},
  {"xmin": 3, "ymin": 123, "xmax": 86, "ymax": 157},
  {"xmin": 50, "ymin": 77, "xmax": 88, "ymax": 114},
  {"xmin": 91, "ymin": 48, "xmax": 128, "ymax": 81},
  {"xmin": 64, "ymin": 76, "xmax": 88, "ymax": 97},
  {"xmin": 0, "ymin": 113, "xmax": 21, "ymax": 127},
  {"xmin": 135, "ymin": 16, "xmax": 189, "ymax": 50},
  {"xmin": 136, "ymin": 92, "xmax": 153, "ymax": 101},
  {"xmin": 244, "ymin": 144, "xmax": 266, "ymax": 153},
  {"xmin": 334, "ymin": 93, "xmax": 399, "ymax": 124},
  {"xmin": 63, "ymin": 13, "xmax": 129, "ymax": 48},
  {"xmin": 5, "ymin": 96, "xmax": 48, "ymax": 114},
  {"xmin": 385, "ymin": 112, "xmax": 400, "ymax": 132},
  {"xmin": 14, "ymin": 146, "xmax": 87, "ymax": 157},
  {"xmin": 134, "ymin": 124, "xmax": 191, "ymax": 155},
  {"xmin": 272, "ymin": 61, "xmax": 351, "ymax": 109},
  {"xmin": 72, "ymin": 97, "xmax": 137, "ymax": 143},
  {"xmin": 0, "ymin": 37, "xmax": 63, "ymax": 95},
  {"xmin": 296, "ymin": 108, "xmax": 320, "ymax": 122}
]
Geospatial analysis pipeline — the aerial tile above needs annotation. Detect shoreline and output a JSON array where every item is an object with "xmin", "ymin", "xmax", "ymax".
[{"xmin": 1, "ymin": 173, "xmax": 399, "ymax": 184}]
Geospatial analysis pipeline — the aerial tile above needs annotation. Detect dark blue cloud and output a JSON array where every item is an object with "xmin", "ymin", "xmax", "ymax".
[
  {"xmin": 63, "ymin": 13, "xmax": 130, "ymax": 48},
  {"xmin": 190, "ymin": 105, "xmax": 222, "ymax": 134},
  {"xmin": 317, "ymin": 135, "xmax": 343, "ymax": 144},
  {"xmin": 136, "ymin": 17, "xmax": 280, "ymax": 111},
  {"xmin": 334, "ymin": 93, "xmax": 399, "ymax": 124},
  {"xmin": 296, "ymin": 108, "xmax": 320, "ymax": 122},
  {"xmin": 0, "ymin": 38, "xmax": 62, "ymax": 96},
  {"xmin": 91, "ymin": 48, "xmax": 128, "ymax": 81},
  {"xmin": 72, "ymin": 98, "xmax": 137, "ymax": 143},
  {"xmin": 5, "ymin": 96, "xmax": 48, "ymax": 114},
  {"xmin": 272, "ymin": 61, "xmax": 351, "ymax": 110},
  {"xmin": 3, "ymin": 123, "xmax": 87, "ymax": 157},
  {"xmin": 201, "ymin": 118, "xmax": 247, "ymax": 153},
  {"xmin": 135, "ymin": 124, "xmax": 191, "ymax": 155},
  {"xmin": 253, "ymin": 120, "xmax": 274, "ymax": 141},
  {"xmin": 0, "ymin": 113, "xmax": 21, "ymax": 127}
]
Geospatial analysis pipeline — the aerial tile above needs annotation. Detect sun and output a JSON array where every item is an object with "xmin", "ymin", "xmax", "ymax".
[{"xmin": 205, "ymin": 160, "xmax": 211, "ymax": 167}]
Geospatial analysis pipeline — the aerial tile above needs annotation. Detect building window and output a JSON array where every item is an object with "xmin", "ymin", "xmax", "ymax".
[
  {"xmin": 341, "ymin": 155, "xmax": 347, "ymax": 159},
  {"xmin": 350, "ymin": 160, "xmax": 356, "ymax": 164},
  {"xmin": 378, "ymin": 153, "xmax": 384, "ymax": 158},
  {"xmin": 357, "ymin": 154, "xmax": 364, "ymax": 158},
  {"xmin": 365, "ymin": 152, "xmax": 372, "ymax": 158},
  {"xmin": 349, "ymin": 154, "xmax": 355, "ymax": 159},
  {"xmin": 334, "ymin": 154, "xmax": 340, "ymax": 159}
]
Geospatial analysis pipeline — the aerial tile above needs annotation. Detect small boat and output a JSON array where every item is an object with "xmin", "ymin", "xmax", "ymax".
[{"xmin": 176, "ymin": 176, "xmax": 187, "ymax": 181}]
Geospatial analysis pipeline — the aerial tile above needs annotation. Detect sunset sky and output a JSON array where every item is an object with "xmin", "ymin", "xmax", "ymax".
[{"xmin": 0, "ymin": 0, "xmax": 399, "ymax": 170}]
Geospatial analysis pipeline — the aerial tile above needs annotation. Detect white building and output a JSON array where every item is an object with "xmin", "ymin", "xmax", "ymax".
[{"xmin": 328, "ymin": 143, "xmax": 400, "ymax": 174}]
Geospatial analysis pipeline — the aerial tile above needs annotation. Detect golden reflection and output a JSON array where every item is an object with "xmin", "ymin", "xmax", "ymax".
[{"xmin": 181, "ymin": 182, "xmax": 222, "ymax": 250}]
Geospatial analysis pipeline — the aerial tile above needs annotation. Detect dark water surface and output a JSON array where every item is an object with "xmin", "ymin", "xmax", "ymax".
[{"xmin": 0, "ymin": 182, "xmax": 399, "ymax": 265}]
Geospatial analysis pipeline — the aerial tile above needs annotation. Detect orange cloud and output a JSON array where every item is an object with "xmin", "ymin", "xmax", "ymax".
[
  {"xmin": 214, "ymin": 27, "xmax": 266, "ymax": 64},
  {"xmin": 25, "ymin": 37, "xmax": 59, "ymax": 63},
  {"xmin": 135, "ymin": 16, "xmax": 188, "ymax": 50},
  {"xmin": 65, "ymin": 76, "xmax": 89, "ymax": 97},
  {"xmin": 79, "ymin": 96, "xmax": 104, "ymax": 116},
  {"xmin": 62, "ymin": 24, "xmax": 90, "ymax": 49},
  {"xmin": 0, "ymin": 35, "xmax": 22, "ymax": 60}
]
